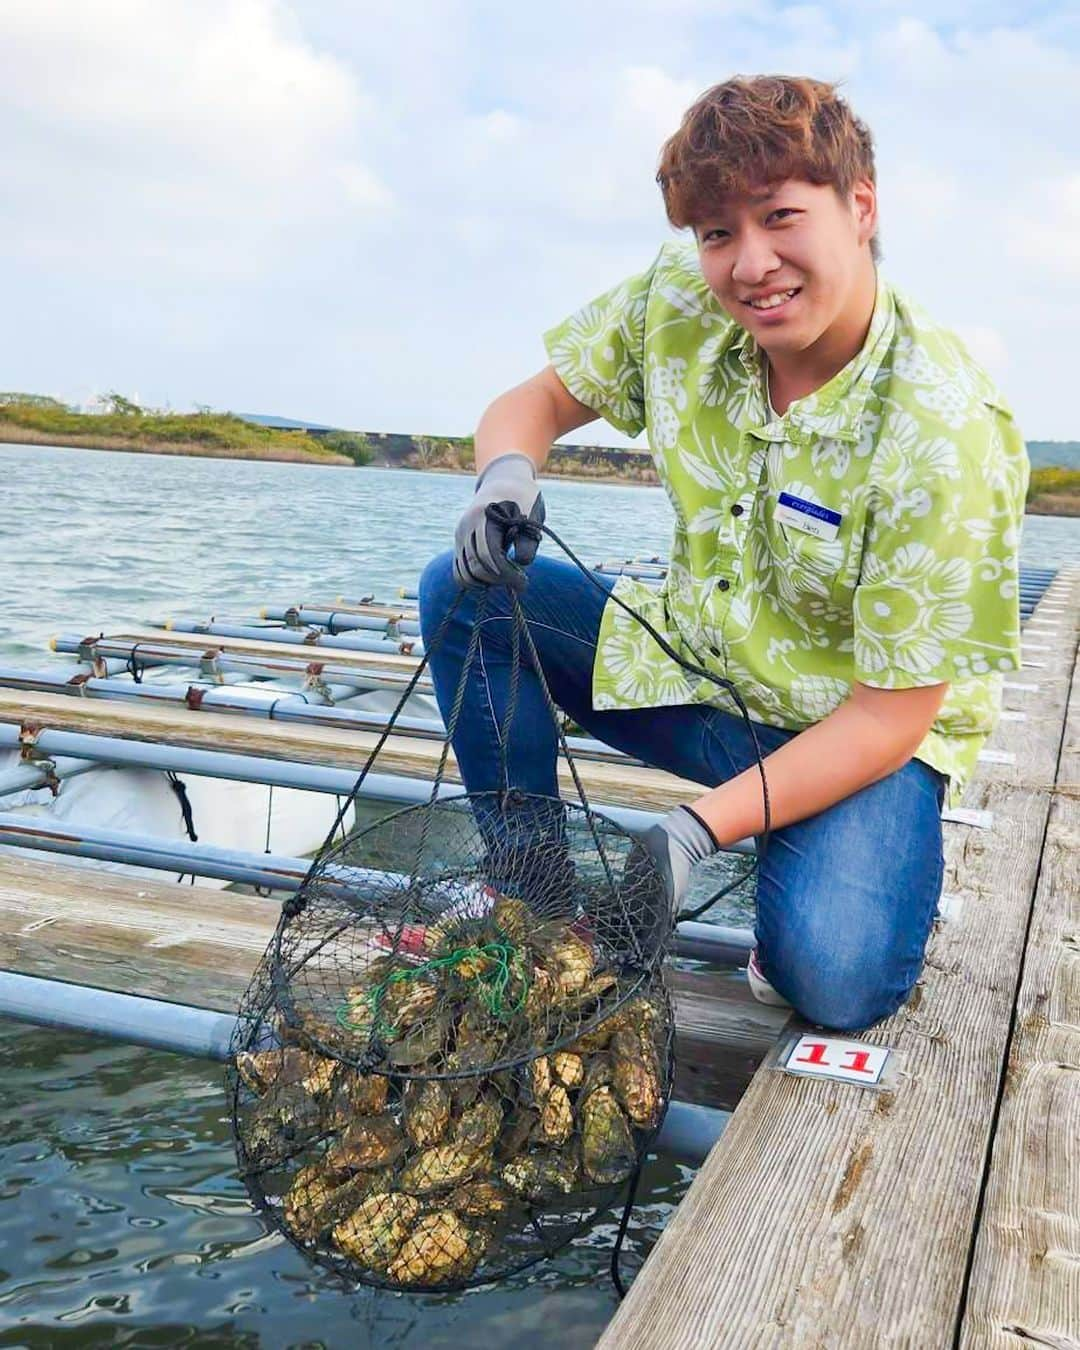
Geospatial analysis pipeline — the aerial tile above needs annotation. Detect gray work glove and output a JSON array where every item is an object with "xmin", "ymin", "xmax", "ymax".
[
  {"xmin": 610, "ymin": 806, "xmax": 720, "ymax": 961},
  {"xmin": 454, "ymin": 452, "xmax": 545, "ymax": 591}
]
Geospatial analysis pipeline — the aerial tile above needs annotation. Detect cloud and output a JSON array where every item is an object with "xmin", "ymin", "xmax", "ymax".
[
  {"xmin": 1, "ymin": 1, "xmax": 1078, "ymax": 439},
  {"xmin": 0, "ymin": 0, "xmax": 391, "ymax": 278}
]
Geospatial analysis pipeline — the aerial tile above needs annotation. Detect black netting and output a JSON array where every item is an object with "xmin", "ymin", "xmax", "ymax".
[
  {"xmin": 228, "ymin": 561, "xmax": 686, "ymax": 1293},
  {"xmin": 227, "ymin": 895, "xmax": 673, "ymax": 1291}
]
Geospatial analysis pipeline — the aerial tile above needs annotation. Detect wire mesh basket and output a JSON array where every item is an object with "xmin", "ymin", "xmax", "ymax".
[{"xmin": 228, "ymin": 795, "xmax": 674, "ymax": 1290}]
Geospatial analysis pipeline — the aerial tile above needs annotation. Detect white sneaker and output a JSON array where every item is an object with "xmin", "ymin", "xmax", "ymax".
[{"xmin": 747, "ymin": 947, "xmax": 792, "ymax": 1008}]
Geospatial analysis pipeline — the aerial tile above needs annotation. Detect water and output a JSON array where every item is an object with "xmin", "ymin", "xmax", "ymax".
[{"xmin": 0, "ymin": 442, "xmax": 1076, "ymax": 1345}]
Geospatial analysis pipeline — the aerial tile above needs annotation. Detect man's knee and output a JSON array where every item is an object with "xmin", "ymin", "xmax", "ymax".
[{"xmin": 769, "ymin": 950, "xmax": 917, "ymax": 1032}]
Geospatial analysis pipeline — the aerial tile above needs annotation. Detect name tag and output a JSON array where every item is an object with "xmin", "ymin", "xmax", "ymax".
[{"xmin": 775, "ymin": 491, "xmax": 842, "ymax": 542}]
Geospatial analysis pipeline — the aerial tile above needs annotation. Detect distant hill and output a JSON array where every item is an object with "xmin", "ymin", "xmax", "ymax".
[{"xmin": 1027, "ymin": 441, "xmax": 1080, "ymax": 469}]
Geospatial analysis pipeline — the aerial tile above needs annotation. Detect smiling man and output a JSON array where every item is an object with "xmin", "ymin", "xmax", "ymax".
[{"xmin": 419, "ymin": 75, "xmax": 1029, "ymax": 1029}]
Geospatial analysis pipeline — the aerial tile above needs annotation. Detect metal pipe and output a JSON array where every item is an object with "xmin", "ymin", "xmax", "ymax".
[
  {"xmin": 0, "ymin": 971, "xmax": 726, "ymax": 1164},
  {"xmin": 0, "ymin": 667, "xmax": 640, "ymax": 763},
  {"xmin": 0, "ymin": 810, "xmax": 756, "ymax": 962},
  {"xmin": 0, "ymin": 754, "xmax": 97, "ymax": 797},
  {"xmin": 163, "ymin": 620, "xmax": 424, "ymax": 658},
  {"xmin": 51, "ymin": 634, "xmax": 432, "ymax": 695},
  {"xmin": 270, "ymin": 606, "xmax": 393, "ymax": 633},
  {"xmin": 0, "ymin": 811, "xmax": 403, "ymax": 894},
  {"xmin": 260, "ymin": 605, "xmax": 422, "ymax": 638},
  {"xmin": 0, "ymin": 724, "xmax": 748, "ymax": 846}
]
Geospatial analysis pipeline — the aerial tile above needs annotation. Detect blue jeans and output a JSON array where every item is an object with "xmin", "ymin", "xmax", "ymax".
[{"xmin": 418, "ymin": 550, "xmax": 946, "ymax": 1032}]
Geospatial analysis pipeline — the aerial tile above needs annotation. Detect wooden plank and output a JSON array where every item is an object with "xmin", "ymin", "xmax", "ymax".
[
  {"xmin": 0, "ymin": 853, "xmax": 784, "ymax": 1108},
  {"xmin": 958, "ymin": 608, "xmax": 1080, "ymax": 1347},
  {"xmin": 598, "ymin": 580, "xmax": 1080, "ymax": 1348},
  {"xmin": 0, "ymin": 686, "xmax": 707, "ymax": 814}
]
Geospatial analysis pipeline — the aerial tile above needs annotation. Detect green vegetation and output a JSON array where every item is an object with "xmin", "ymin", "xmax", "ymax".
[
  {"xmin": 1028, "ymin": 466, "xmax": 1080, "ymax": 499},
  {"xmin": 1026, "ymin": 466, "xmax": 1080, "ymax": 513},
  {"xmin": 0, "ymin": 395, "xmax": 351, "ymax": 464},
  {"xmin": 322, "ymin": 429, "xmax": 376, "ymax": 465}
]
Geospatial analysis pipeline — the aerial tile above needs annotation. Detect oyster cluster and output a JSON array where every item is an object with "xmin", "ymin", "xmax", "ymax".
[{"xmin": 232, "ymin": 892, "xmax": 669, "ymax": 1291}]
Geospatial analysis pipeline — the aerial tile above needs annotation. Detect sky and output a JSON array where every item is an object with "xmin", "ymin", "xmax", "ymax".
[{"xmin": 1, "ymin": 0, "xmax": 1078, "ymax": 444}]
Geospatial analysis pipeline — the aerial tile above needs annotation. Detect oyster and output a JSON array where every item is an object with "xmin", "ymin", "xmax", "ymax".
[
  {"xmin": 327, "ymin": 1112, "xmax": 405, "ymax": 1174},
  {"xmin": 501, "ymin": 1148, "xmax": 580, "ymax": 1201},
  {"xmin": 334, "ymin": 1069, "xmax": 389, "ymax": 1119},
  {"xmin": 242, "ymin": 1084, "xmax": 323, "ymax": 1159},
  {"xmin": 564, "ymin": 971, "xmax": 619, "ymax": 1014},
  {"xmin": 385, "ymin": 1013, "xmax": 448, "ymax": 1067},
  {"xmin": 610, "ymin": 1027, "xmax": 661, "ymax": 1127},
  {"xmin": 235, "ymin": 1046, "xmax": 337, "ymax": 1099},
  {"xmin": 403, "ymin": 1080, "xmax": 451, "ymax": 1149},
  {"xmin": 581, "ymin": 1087, "xmax": 635, "ymax": 1185},
  {"xmin": 400, "ymin": 1143, "xmax": 489, "ymax": 1195},
  {"xmin": 528, "ymin": 1056, "xmax": 552, "ymax": 1102},
  {"xmin": 448, "ymin": 1179, "xmax": 512, "ymax": 1223},
  {"xmin": 535, "ymin": 927, "xmax": 594, "ymax": 996},
  {"xmin": 579, "ymin": 1052, "xmax": 613, "ymax": 1098},
  {"xmin": 550, "ymin": 1052, "xmax": 584, "ymax": 1089},
  {"xmin": 538, "ymin": 1084, "xmax": 573, "ymax": 1145},
  {"xmin": 386, "ymin": 1210, "xmax": 481, "ymax": 1286},
  {"xmin": 235, "ymin": 1048, "xmax": 283, "ymax": 1096},
  {"xmin": 491, "ymin": 894, "xmax": 530, "ymax": 943},
  {"xmin": 378, "ymin": 979, "xmax": 439, "ymax": 1035},
  {"xmin": 451, "ymin": 1095, "xmax": 503, "ymax": 1152},
  {"xmin": 523, "ymin": 965, "xmax": 557, "ymax": 1022},
  {"xmin": 284, "ymin": 1164, "xmax": 386, "ymax": 1240},
  {"xmin": 569, "ymin": 994, "xmax": 657, "ymax": 1054},
  {"xmin": 333, "ymin": 1190, "xmax": 421, "ymax": 1271}
]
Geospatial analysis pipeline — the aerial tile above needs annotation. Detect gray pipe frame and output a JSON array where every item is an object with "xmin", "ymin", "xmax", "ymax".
[
  {"xmin": 165, "ymin": 619, "xmax": 424, "ymax": 658},
  {"xmin": 261, "ymin": 605, "xmax": 422, "ymax": 638},
  {"xmin": 0, "ymin": 721, "xmax": 756, "ymax": 850},
  {"xmin": 0, "ymin": 666, "xmax": 640, "ymax": 766},
  {"xmin": 51, "ymin": 633, "xmax": 433, "ymax": 696},
  {"xmin": 0, "ymin": 970, "xmax": 725, "ymax": 1165},
  {"xmin": 0, "ymin": 811, "xmax": 407, "ymax": 896},
  {"xmin": 0, "ymin": 810, "xmax": 756, "ymax": 965}
]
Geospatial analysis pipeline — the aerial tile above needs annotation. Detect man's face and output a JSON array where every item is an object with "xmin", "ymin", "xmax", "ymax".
[{"xmin": 694, "ymin": 178, "xmax": 876, "ymax": 360}]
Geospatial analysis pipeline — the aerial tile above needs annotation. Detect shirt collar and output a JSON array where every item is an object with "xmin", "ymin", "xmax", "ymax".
[{"xmin": 725, "ymin": 275, "xmax": 896, "ymax": 443}]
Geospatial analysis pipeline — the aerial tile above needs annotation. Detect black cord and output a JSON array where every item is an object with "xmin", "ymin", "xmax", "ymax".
[
  {"xmin": 610, "ymin": 1163, "xmax": 645, "ymax": 1298},
  {"xmin": 532, "ymin": 521, "xmax": 771, "ymax": 925}
]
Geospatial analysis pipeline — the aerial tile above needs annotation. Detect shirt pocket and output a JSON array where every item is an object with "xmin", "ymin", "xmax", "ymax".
[{"xmin": 767, "ymin": 493, "xmax": 858, "ymax": 608}]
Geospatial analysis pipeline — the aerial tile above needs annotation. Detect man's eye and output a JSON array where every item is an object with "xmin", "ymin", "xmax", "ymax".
[
  {"xmin": 770, "ymin": 209, "xmax": 797, "ymax": 222},
  {"xmin": 703, "ymin": 229, "xmax": 728, "ymax": 242}
]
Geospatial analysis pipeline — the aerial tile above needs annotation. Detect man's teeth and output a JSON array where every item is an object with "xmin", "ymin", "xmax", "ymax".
[{"xmin": 748, "ymin": 289, "xmax": 798, "ymax": 310}]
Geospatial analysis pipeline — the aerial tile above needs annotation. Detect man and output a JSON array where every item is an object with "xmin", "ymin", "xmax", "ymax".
[{"xmin": 419, "ymin": 74, "xmax": 1028, "ymax": 1030}]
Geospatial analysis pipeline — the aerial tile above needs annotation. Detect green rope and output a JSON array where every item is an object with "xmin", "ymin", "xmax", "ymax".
[{"xmin": 335, "ymin": 940, "xmax": 530, "ymax": 1037}]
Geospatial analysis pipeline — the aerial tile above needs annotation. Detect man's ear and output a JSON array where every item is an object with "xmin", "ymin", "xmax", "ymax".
[{"xmin": 851, "ymin": 178, "xmax": 877, "ymax": 247}]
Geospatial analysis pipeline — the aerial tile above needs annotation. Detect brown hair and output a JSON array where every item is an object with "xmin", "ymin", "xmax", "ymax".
[{"xmin": 657, "ymin": 75, "xmax": 881, "ymax": 262}]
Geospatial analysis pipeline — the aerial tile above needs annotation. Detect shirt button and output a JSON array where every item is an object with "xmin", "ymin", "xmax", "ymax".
[
  {"xmin": 731, "ymin": 504, "xmax": 744, "ymax": 517},
  {"xmin": 717, "ymin": 579, "xmax": 731, "ymax": 592}
]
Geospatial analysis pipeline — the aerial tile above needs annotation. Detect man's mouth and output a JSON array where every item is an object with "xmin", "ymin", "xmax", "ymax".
[{"xmin": 743, "ymin": 287, "xmax": 801, "ymax": 312}]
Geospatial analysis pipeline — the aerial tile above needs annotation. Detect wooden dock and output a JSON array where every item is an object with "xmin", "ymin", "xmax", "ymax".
[
  {"xmin": 1, "ymin": 562, "xmax": 1077, "ymax": 1344},
  {"xmin": 599, "ymin": 563, "xmax": 1080, "ymax": 1348}
]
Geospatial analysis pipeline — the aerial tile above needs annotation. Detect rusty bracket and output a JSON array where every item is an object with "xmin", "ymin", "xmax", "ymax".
[
  {"xmin": 17, "ymin": 724, "xmax": 60, "ymax": 795},
  {"xmin": 198, "ymin": 648, "xmax": 225, "ymax": 684}
]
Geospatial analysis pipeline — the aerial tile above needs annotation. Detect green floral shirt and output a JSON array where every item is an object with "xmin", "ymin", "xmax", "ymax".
[{"xmin": 543, "ymin": 243, "xmax": 1029, "ymax": 807}]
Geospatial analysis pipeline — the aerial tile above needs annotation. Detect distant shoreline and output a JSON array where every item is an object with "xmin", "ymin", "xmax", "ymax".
[
  {"xmin": 5, "ymin": 426, "xmax": 1078, "ymax": 515},
  {"xmin": 0, "ymin": 422, "xmax": 350, "ymax": 465}
]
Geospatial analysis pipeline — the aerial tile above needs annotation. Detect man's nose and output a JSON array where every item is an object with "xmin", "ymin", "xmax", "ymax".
[{"xmin": 731, "ymin": 232, "xmax": 781, "ymax": 286}]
